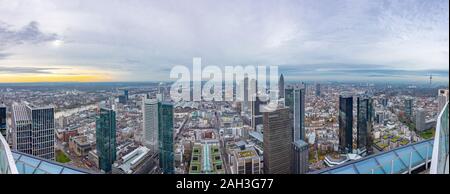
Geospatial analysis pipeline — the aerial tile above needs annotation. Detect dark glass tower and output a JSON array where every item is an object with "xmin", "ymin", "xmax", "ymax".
[
  {"xmin": 0, "ymin": 105, "xmax": 6, "ymax": 137},
  {"xmin": 404, "ymin": 98, "xmax": 413, "ymax": 119},
  {"xmin": 279, "ymin": 74, "xmax": 285, "ymax": 99},
  {"xmin": 357, "ymin": 96, "xmax": 373, "ymax": 152},
  {"xmin": 339, "ymin": 95, "xmax": 353, "ymax": 153},
  {"xmin": 285, "ymin": 85, "xmax": 306, "ymax": 141},
  {"xmin": 96, "ymin": 107, "xmax": 116, "ymax": 173},
  {"xmin": 158, "ymin": 102, "xmax": 174, "ymax": 174},
  {"xmin": 263, "ymin": 107, "xmax": 292, "ymax": 174}
]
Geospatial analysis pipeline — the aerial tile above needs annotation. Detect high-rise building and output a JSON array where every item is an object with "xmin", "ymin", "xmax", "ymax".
[
  {"xmin": 291, "ymin": 139, "xmax": 309, "ymax": 174},
  {"xmin": 263, "ymin": 107, "xmax": 292, "ymax": 174},
  {"xmin": 158, "ymin": 102, "xmax": 174, "ymax": 174},
  {"xmin": 285, "ymin": 85, "xmax": 306, "ymax": 141},
  {"xmin": 279, "ymin": 74, "xmax": 285, "ymax": 99},
  {"xmin": 315, "ymin": 83, "xmax": 321, "ymax": 97},
  {"xmin": 438, "ymin": 89, "xmax": 449, "ymax": 113},
  {"xmin": 241, "ymin": 77, "xmax": 249, "ymax": 115},
  {"xmin": 251, "ymin": 95, "xmax": 265, "ymax": 131},
  {"xmin": 357, "ymin": 96, "xmax": 373, "ymax": 152},
  {"xmin": 339, "ymin": 95, "xmax": 353, "ymax": 153},
  {"xmin": 143, "ymin": 98, "xmax": 159, "ymax": 153},
  {"xmin": 0, "ymin": 104, "xmax": 6, "ymax": 137},
  {"xmin": 415, "ymin": 108, "xmax": 426, "ymax": 132},
  {"xmin": 11, "ymin": 104, "xmax": 55, "ymax": 160},
  {"xmin": 96, "ymin": 107, "xmax": 116, "ymax": 173},
  {"xmin": 404, "ymin": 98, "xmax": 413, "ymax": 120}
]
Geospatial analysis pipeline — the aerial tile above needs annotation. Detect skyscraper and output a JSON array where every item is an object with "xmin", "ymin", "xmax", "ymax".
[
  {"xmin": 96, "ymin": 107, "xmax": 116, "ymax": 173},
  {"xmin": 339, "ymin": 95, "xmax": 353, "ymax": 153},
  {"xmin": 12, "ymin": 104, "xmax": 32, "ymax": 155},
  {"xmin": 315, "ymin": 83, "xmax": 321, "ymax": 97},
  {"xmin": 263, "ymin": 107, "xmax": 292, "ymax": 174},
  {"xmin": 11, "ymin": 104, "xmax": 55, "ymax": 160},
  {"xmin": 143, "ymin": 98, "xmax": 159, "ymax": 153},
  {"xmin": 0, "ymin": 104, "xmax": 6, "ymax": 137},
  {"xmin": 438, "ymin": 89, "xmax": 449, "ymax": 113},
  {"xmin": 158, "ymin": 102, "xmax": 174, "ymax": 174},
  {"xmin": 285, "ymin": 85, "xmax": 306, "ymax": 141},
  {"xmin": 241, "ymin": 77, "xmax": 249, "ymax": 115},
  {"xmin": 404, "ymin": 98, "xmax": 413, "ymax": 120},
  {"xmin": 291, "ymin": 140, "xmax": 309, "ymax": 174},
  {"xmin": 279, "ymin": 74, "xmax": 285, "ymax": 99},
  {"xmin": 357, "ymin": 96, "xmax": 373, "ymax": 152},
  {"xmin": 415, "ymin": 108, "xmax": 426, "ymax": 132}
]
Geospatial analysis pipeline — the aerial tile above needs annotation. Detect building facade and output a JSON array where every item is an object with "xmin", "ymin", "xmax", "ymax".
[
  {"xmin": 143, "ymin": 98, "xmax": 159, "ymax": 153},
  {"xmin": 292, "ymin": 139, "xmax": 309, "ymax": 174},
  {"xmin": 0, "ymin": 105, "xmax": 6, "ymax": 137},
  {"xmin": 357, "ymin": 96, "xmax": 373, "ymax": 152},
  {"xmin": 11, "ymin": 104, "xmax": 55, "ymax": 160},
  {"xmin": 96, "ymin": 107, "xmax": 116, "ymax": 173},
  {"xmin": 285, "ymin": 85, "xmax": 306, "ymax": 141},
  {"xmin": 339, "ymin": 95, "xmax": 353, "ymax": 153},
  {"xmin": 263, "ymin": 107, "xmax": 292, "ymax": 174},
  {"xmin": 158, "ymin": 102, "xmax": 174, "ymax": 174}
]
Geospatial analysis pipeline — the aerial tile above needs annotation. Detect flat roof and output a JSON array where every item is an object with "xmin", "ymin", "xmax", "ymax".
[
  {"xmin": 313, "ymin": 139, "xmax": 434, "ymax": 174},
  {"xmin": 11, "ymin": 151, "xmax": 93, "ymax": 174}
]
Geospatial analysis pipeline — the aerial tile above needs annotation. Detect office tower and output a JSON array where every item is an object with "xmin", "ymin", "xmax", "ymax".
[
  {"xmin": 157, "ymin": 82, "xmax": 165, "ymax": 102},
  {"xmin": 124, "ymin": 89, "xmax": 129, "ymax": 100},
  {"xmin": 357, "ymin": 96, "xmax": 373, "ymax": 152},
  {"xmin": 315, "ymin": 83, "xmax": 321, "ymax": 97},
  {"xmin": 339, "ymin": 94, "xmax": 353, "ymax": 153},
  {"xmin": 96, "ymin": 107, "xmax": 116, "ymax": 173},
  {"xmin": 0, "ymin": 104, "xmax": 6, "ymax": 137},
  {"xmin": 11, "ymin": 104, "xmax": 55, "ymax": 160},
  {"xmin": 285, "ymin": 85, "xmax": 306, "ymax": 141},
  {"xmin": 232, "ymin": 147, "xmax": 261, "ymax": 174},
  {"xmin": 143, "ymin": 98, "xmax": 159, "ymax": 153},
  {"xmin": 263, "ymin": 107, "xmax": 292, "ymax": 174},
  {"xmin": 158, "ymin": 102, "xmax": 174, "ymax": 174},
  {"xmin": 291, "ymin": 139, "xmax": 308, "ymax": 174},
  {"xmin": 279, "ymin": 74, "xmax": 285, "ymax": 99},
  {"xmin": 241, "ymin": 77, "xmax": 249, "ymax": 115},
  {"xmin": 404, "ymin": 98, "xmax": 413, "ymax": 119},
  {"xmin": 415, "ymin": 108, "xmax": 426, "ymax": 132},
  {"xmin": 251, "ymin": 95, "xmax": 265, "ymax": 131},
  {"xmin": 438, "ymin": 89, "xmax": 449, "ymax": 113}
]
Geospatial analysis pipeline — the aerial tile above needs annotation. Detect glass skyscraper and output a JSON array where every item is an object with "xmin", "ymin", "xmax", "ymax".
[
  {"xmin": 339, "ymin": 95, "xmax": 353, "ymax": 153},
  {"xmin": 404, "ymin": 98, "xmax": 413, "ymax": 120},
  {"xmin": 357, "ymin": 96, "xmax": 373, "ymax": 153},
  {"xmin": 96, "ymin": 107, "xmax": 116, "ymax": 173},
  {"xmin": 11, "ymin": 104, "xmax": 55, "ymax": 160},
  {"xmin": 285, "ymin": 85, "xmax": 306, "ymax": 142},
  {"xmin": 158, "ymin": 102, "xmax": 174, "ymax": 174},
  {"xmin": 0, "ymin": 105, "xmax": 6, "ymax": 137}
]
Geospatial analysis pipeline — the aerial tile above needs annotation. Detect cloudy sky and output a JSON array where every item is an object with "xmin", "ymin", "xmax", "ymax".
[{"xmin": 0, "ymin": 0, "xmax": 448, "ymax": 83}]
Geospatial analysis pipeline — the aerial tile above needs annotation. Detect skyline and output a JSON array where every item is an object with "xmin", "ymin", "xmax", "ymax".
[{"xmin": 0, "ymin": 0, "xmax": 449, "ymax": 83}]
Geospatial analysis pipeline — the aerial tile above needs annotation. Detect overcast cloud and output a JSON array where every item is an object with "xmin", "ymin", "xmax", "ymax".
[{"xmin": 0, "ymin": 0, "xmax": 448, "ymax": 82}]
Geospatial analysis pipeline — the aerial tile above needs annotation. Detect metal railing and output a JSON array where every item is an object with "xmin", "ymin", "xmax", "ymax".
[
  {"xmin": 431, "ymin": 102, "xmax": 449, "ymax": 174},
  {"xmin": 0, "ymin": 135, "xmax": 18, "ymax": 174}
]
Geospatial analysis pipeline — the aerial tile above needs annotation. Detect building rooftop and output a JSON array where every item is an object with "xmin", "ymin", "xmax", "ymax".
[
  {"xmin": 315, "ymin": 139, "xmax": 434, "ymax": 174},
  {"xmin": 11, "ymin": 151, "xmax": 92, "ymax": 174}
]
